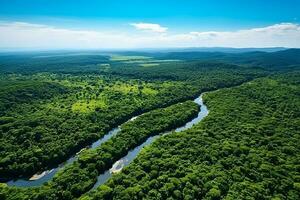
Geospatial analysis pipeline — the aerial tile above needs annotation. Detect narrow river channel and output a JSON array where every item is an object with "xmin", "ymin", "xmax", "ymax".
[{"xmin": 6, "ymin": 94, "xmax": 209, "ymax": 187}]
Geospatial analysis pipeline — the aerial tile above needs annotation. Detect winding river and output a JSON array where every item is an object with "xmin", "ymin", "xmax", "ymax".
[{"xmin": 6, "ymin": 94, "xmax": 209, "ymax": 188}]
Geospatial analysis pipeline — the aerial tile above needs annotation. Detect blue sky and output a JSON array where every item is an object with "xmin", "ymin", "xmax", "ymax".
[
  {"xmin": 1, "ymin": 0, "xmax": 299, "ymax": 30},
  {"xmin": 0, "ymin": 0, "xmax": 299, "ymax": 49}
]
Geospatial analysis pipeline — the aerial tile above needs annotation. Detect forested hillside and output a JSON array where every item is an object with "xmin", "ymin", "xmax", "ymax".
[
  {"xmin": 0, "ymin": 53, "xmax": 109, "ymax": 73},
  {"xmin": 1, "ymin": 49, "xmax": 300, "ymax": 73},
  {"xmin": 153, "ymin": 49, "xmax": 300, "ymax": 70}
]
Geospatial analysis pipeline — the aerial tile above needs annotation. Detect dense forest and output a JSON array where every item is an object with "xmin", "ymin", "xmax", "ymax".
[
  {"xmin": 0, "ymin": 50, "xmax": 299, "ymax": 200},
  {"xmin": 83, "ymin": 73, "xmax": 300, "ymax": 200},
  {"xmin": 1, "ymin": 75, "xmax": 198, "ymax": 180},
  {"xmin": 0, "ymin": 99, "xmax": 199, "ymax": 199},
  {"xmin": 0, "ymin": 60, "xmax": 263, "ymax": 181}
]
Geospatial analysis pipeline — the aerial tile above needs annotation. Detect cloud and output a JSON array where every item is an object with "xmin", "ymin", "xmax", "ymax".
[
  {"xmin": 0, "ymin": 21, "xmax": 138, "ymax": 49},
  {"xmin": 0, "ymin": 21, "xmax": 299, "ymax": 49},
  {"xmin": 184, "ymin": 23, "xmax": 300, "ymax": 48},
  {"xmin": 130, "ymin": 23, "xmax": 168, "ymax": 33}
]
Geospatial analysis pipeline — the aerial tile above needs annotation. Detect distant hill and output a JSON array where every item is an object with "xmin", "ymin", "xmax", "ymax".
[
  {"xmin": 0, "ymin": 53, "xmax": 109, "ymax": 72},
  {"xmin": 154, "ymin": 48, "xmax": 300, "ymax": 70},
  {"xmin": 150, "ymin": 47, "xmax": 287, "ymax": 53},
  {"xmin": 234, "ymin": 49, "xmax": 300, "ymax": 69},
  {"xmin": 0, "ymin": 48, "xmax": 299, "ymax": 72}
]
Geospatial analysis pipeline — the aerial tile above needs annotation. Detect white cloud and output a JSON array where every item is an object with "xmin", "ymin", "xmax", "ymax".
[
  {"xmin": 130, "ymin": 23, "xmax": 168, "ymax": 33},
  {"xmin": 0, "ymin": 21, "xmax": 138, "ymax": 49},
  {"xmin": 184, "ymin": 23, "xmax": 300, "ymax": 48},
  {"xmin": 0, "ymin": 21, "xmax": 299, "ymax": 49}
]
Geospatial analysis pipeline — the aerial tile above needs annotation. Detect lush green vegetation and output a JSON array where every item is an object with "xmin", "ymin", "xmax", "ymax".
[
  {"xmin": 0, "ymin": 58, "xmax": 263, "ymax": 181},
  {"xmin": 102, "ymin": 61, "xmax": 259, "ymax": 81},
  {"xmin": 82, "ymin": 73, "xmax": 300, "ymax": 200},
  {"xmin": 0, "ymin": 52, "xmax": 110, "ymax": 73},
  {"xmin": 0, "ymin": 73, "xmax": 199, "ymax": 180},
  {"xmin": 0, "ymin": 80, "xmax": 68, "ymax": 115},
  {"xmin": 2, "ymin": 49, "xmax": 299, "ymax": 74},
  {"xmin": 0, "ymin": 50, "xmax": 299, "ymax": 199},
  {"xmin": 0, "ymin": 99, "xmax": 199, "ymax": 199},
  {"xmin": 116, "ymin": 49, "xmax": 300, "ymax": 70}
]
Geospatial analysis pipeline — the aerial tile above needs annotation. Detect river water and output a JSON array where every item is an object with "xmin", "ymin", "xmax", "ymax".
[
  {"xmin": 91, "ymin": 94, "xmax": 208, "ymax": 190},
  {"xmin": 6, "ymin": 128, "xmax": 121, "ymax": 187},
  {"xmin": 6, "ymin": 94, "xmax": 208, "ymax": 188}
]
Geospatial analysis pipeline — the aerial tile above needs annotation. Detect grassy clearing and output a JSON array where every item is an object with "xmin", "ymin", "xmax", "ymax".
[
  {"xmin": 72, "ymin": 99, "xmax": 107, "ymax": 113},
  {"xmin": 142, "ymin": 87, "xmax": 158, "ymax": 95}
]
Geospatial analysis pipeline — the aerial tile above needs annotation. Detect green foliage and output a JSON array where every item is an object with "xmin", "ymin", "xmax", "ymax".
[
  {"xmin": 0, "ymin": 74, "xmax": 200, "ymax": 180},
  {"xmin": 2, "ymin": 51, "xmax": 298, "ymax": 199},
  {"xmin": 1, "ymin": 99, "xmax": 199, "ymax": 199},
  {"xmin": 0, "ymin": 80, "xmax": 68, "ymax": 115},
  {"xmin": 0, "ymin": 52, "xmax": 110, "ymax": 73},
  {"xmin": 0, "ymin": 58, "xmax": 261, "ymax": 180},
  {"xmin": 84, "ymin": 74, "xmax": 300, "ymax": 200},
  {"xmin": 150, "ymin": 49, "xmax": 300, "ymax": 70}
]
